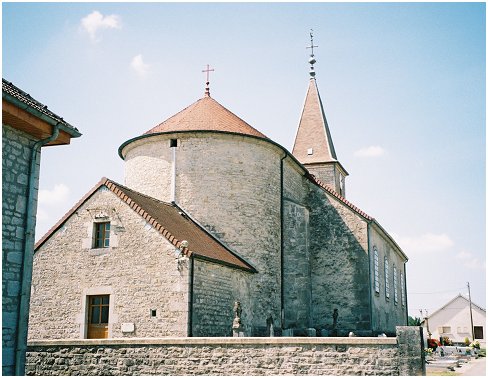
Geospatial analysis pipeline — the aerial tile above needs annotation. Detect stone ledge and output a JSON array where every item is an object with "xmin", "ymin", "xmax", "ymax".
[{"xmin": 28, "ymin": 336, "xmax": 397, "ymax": 347}]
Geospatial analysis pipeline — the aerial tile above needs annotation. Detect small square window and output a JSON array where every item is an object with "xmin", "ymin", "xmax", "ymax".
[
  {"xmin": 151, "ymin": 309, "xmax": 157, "ymax": 317},
  {"xmin": 307, "ymin": 148, "xmax": 313, "ymax": 155},
  {"xmin": 170, "ymin": 139, "xmax": 178, "ymax": 147},
  {"xmin": 93, "ymin": 222, "xmax": 110, "ymax": 249}
]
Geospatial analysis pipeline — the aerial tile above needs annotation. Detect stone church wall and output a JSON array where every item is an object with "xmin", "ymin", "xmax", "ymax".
[
  {"xmin": 281, "ymin": 160, "xmax": 312, "ymax": 330},
  {"xmin": 163, "ymin": 133, "xmax": 283, "ymax": 335},
  {"xmin": 123, "ymin": 136, "xmax": 173, "ymax": 203},
  {"xmin": 25, "ymin": 327, "xmax": 425, "ymax": 376},
  {"xmin": 369, "ymin": 225, "xmax": 408, "ymax": 334},
  {"xmin": 308, "ymin": 185, "xmax": 371, "ymax": 333},
  {"xmin": 29, "ymin": 188, "xmax": 190, "ymax": 340},
  {"xmin": 2, "ymin": 125, "xmax": 40, "ymax": 374},
  {"xmin": 192, "ymin": 260, "xmax": 252, "ymax": 337}
]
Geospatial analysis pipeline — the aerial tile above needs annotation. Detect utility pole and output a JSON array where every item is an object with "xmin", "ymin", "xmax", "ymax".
[{"xmin": 467, "ymin": 282, "xmax": 475, "ymax": 341}]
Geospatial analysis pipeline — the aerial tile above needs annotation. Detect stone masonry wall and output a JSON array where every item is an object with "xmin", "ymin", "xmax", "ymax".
[
  {"xmin": 29, "ymin": 187, "xmax": 190, "ymax": 340},
  {"xmin": 124, "ymin": 133, "xmax": 283, "ymax": 335},
  {"xmin": 2, "ymin": 125, "xmax": 39, "ymax": 375},
  {"xmin": 25, "ymin": 327, "xmax": 425, "ymax": 376},
  {"xmin": 192, "ymin": 260, "xmax": 252, "ymax": 337},
  {"xmin": 369, "ymin": 225, "xmax": 408, "ymax": 334},
  {"xmin": 308, "ymin": 184, "xmax": 371, "ymax": 333}
]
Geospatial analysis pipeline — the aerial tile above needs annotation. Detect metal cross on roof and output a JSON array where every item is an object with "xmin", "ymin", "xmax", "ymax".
[
  {"xmin": 202, "ymin": 64, "xmax": 215, "ymax": 96},
  {"xmin": 306, "ymin": 29, "xmax": 318, "ymax": 56}
]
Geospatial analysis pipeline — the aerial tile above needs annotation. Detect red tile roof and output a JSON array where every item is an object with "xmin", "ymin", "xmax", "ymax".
[
  {"xmin": 144, "ymin": 95, "xmax": 267, "ymax": 139},
  {"xmin": 306, "ymin": 172, "xmax": 373, "ymax": 221},
  {"xmin": 35, "ymin": 178, "xmax": 255, "ymax": 272}
]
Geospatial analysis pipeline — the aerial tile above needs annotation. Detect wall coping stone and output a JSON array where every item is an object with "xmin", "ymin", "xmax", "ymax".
[{"xmin": 28, "ymin": 336, "xmax": 397, "ymax": 347}]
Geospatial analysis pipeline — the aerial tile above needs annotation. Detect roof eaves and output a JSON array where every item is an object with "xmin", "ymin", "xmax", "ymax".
[
  {"xmin": 2, "ymin": 78, "xmax": 81, "ymax": 138},
  {"xmin": 172, "ymin": 202, "xmax": 257, "ymax": 273}
]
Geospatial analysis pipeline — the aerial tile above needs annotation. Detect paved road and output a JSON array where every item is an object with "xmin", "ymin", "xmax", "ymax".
[{"xmin": 458, "ymin": 357, "xmax": 486, "ymax": 376}]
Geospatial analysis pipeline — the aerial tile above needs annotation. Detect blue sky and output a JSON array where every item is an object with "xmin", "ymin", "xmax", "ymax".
[{"xmin": 3, "ymin": 2, "xmax": 485, "ymax": 318}]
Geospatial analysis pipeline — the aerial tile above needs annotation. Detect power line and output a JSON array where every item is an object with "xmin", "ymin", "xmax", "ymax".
[{"xmin": 409, "ymin": 287, "xmax": 465, "ymax": 295}]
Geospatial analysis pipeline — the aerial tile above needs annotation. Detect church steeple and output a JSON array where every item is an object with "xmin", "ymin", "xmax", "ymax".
[{"xmin": 292, "ymin": 32, "xmax": 348, "ymax": 197}]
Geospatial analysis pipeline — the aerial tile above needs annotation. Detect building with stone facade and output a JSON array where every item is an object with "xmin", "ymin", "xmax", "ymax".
[
  {"xmin": 2, "ymin": 79, "xmax": 81, "ymax": 375},
  {"xmin": 28, "ymin": 58, "xmax": 408, "ymax": 342}
]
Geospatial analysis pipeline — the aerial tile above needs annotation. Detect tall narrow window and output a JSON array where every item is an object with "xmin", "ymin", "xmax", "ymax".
[
  {"xmin": 373, "ymin": 248, "xmax": 380, "ymax": 293},
  {"xmin": 93, "ymin": 222, "xmax": 110, "ymax": 248},
  {"xmin": 384, "ymin": 257, "xmax": 390, "ymax": 299},
  {"xmin": 400, "ymin": 271, "xmax": 405, "ymax": 306},
  {"xmin": 87, "ymin": 295, "xmax": 109, "ymax": 339},
  {"xmin": 393, "ymin": 266, "xmax": 398, "ymax": 304}
]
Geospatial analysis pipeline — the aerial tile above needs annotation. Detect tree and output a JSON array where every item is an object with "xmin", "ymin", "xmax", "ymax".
[{"xmin": 408, "ymin": 316, "xmax": 422, "ymax": 326}]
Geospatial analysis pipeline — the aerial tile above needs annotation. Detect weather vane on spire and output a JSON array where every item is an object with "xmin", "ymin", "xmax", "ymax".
[
  {"xmin": 306, "ymin": 29, "xmax": 318, "ymax": 78},
  {"xmin": 202, "ymin": 64, "xmax": 215, "ymax": 96}
]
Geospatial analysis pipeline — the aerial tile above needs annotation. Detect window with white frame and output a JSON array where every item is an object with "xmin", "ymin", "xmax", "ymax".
[
  {"xmin": 374, "ymin": 248, "xmax": 380, "ymax": 294},
  {"xmin": 384, "ymin": 257, "xmax": 390, "ymax": 299},
  {"xmin": 393, "ymin": 265, "xmax": 398, "ymax": 304}
]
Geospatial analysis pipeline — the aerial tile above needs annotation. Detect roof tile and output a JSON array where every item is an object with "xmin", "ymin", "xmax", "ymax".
[
  {"xmin": 144, "ymin": 95, "xmax": 267, "ymax": 139},
  {"xmin": 35, "ymin": 178, "xmax": 255, "ymax": 272}
]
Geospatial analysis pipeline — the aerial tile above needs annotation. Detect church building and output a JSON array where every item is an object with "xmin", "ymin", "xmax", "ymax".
[{"xmin": 28, "ymin": 48, "xmax": 408, "ymax": 340}]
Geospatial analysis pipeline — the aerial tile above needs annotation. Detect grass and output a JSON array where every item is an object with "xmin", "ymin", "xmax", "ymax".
[{"xmin": 426, "ymin": 371, "xmax": 460, "ymax": 376}]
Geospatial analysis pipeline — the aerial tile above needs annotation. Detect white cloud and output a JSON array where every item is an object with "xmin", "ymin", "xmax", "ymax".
[
  {"xmin": 38, "ymin": 184, "xmax": 70, "ymax": 206},
  {"xmin": 131, "ymin": 54, "xmax": 151, "ymax": 77},
  {"xmin": 455, "ymin": 250, "xmax": 486, "ymax": 271},
  {"xmin": 81, "ymin": 11, "xmax": 121, "ymax": 41},
  {"xmin": 354, "ymin": 145, "xmax": 386, "ymax": 158},
  {"xmin": 394, "ymin": 232, "xmax": 454, "ymax": 254}
]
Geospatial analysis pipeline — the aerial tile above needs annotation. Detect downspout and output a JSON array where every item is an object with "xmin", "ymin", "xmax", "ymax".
[
  {"xmin": 404, "ymin": 262, "xmax": 409, "ymax": 324},
  {"xmin": 188, "ymin": 254, "xmax": 194, "ymax": 337},
  {"xmin": 367, "ymin": 221, "xmax": 374, "ymax": 334},
  {"xmin": 171, "ymin": 145, "xmax": 176, "ymax": 202},
  {"xmin": 280, "ymin": 152, "xmax": 287, "ymax": 332},
  {"xmin": 15, "ymin": 123, "xmax": 60, "ymax": 375}
]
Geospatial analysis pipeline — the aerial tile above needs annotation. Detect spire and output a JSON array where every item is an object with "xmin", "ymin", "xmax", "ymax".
[
  {"xmin": 293, "ymin": 31, "xmax": 348, "ymax": 197},
  {"xmin": 292, "ymin": 74, "xmax": 337, "ymax": 164},
  {"xmin": 202, "ymin": 64, "xmax": 215, "ymax": 97}
]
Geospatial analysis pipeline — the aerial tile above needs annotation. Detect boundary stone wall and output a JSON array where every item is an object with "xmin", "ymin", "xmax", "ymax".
[{"xmin": 26, "ymin": 327, "xmax": 424, "ymax": 376}]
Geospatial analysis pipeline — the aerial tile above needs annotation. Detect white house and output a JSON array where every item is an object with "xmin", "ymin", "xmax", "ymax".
[{"xmin": 422, "ymin": 294, "xmax": 486, "ymax": 347}]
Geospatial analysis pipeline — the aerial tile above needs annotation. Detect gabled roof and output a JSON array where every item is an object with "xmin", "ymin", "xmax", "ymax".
[
  {"xmin": 427, "ymin": 294, "xmax": 486, "ymax": 320},
  {"xmin": 35, "ymin": 178, "xmax": 255, "ymax": 273},
  {"xmin": 144, "ymin": 94, "xmax": 267, "ymax": 139},
  {"xmin": 292, "ymin": 78, "xmax": 338, "ymax": 165}
]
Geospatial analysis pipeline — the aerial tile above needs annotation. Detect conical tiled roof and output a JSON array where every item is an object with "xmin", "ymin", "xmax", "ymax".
[
  {"xmin": 292, "ymin": 79, "xmax": 337, "ymax": 164},
  {"xmin": 144, "ymin": 94, "xmax": 267, "ymax": 139}
]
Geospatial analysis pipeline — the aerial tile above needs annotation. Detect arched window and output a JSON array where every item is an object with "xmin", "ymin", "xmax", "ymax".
[
  {"xmin": 384, "ymin": 257, "xmax": 390, "ymax": 299},
  {"xmin": 373, "ymin": 248, "xmax": 380, "ymax": 293},
  {"xmin": 393, "ymin": 265, "xmax": 398, "ymax": 304},
  {"xmin": 400, "ymin": 271, "xmax": 405, "ymax": 306}
]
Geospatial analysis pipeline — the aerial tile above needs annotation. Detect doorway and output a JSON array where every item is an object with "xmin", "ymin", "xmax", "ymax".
[{"xmin": 87, "ymin": 295, "xmax": 109, "ymax": 339}]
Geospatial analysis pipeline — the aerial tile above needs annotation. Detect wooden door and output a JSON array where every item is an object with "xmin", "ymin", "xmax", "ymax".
[{"xmin": 87, "ymin": 295, "xmax": 109, "ymax": 339}]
